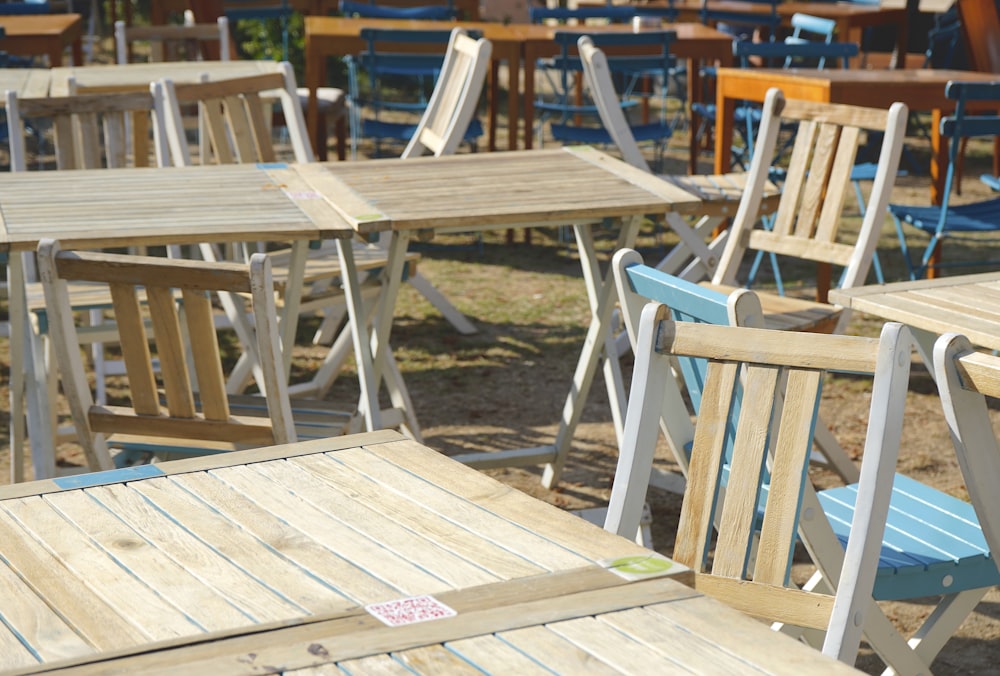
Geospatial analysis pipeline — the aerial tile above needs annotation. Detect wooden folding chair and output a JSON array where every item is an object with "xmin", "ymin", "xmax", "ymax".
[
  {"xmin": 37, "ymin": 240, "xmax": 356, "ymax": 471},
  {"xmin": 607, "ymin": 312, "xmax": 914, "ymax": 667},
  {"xmin": 4, "ymin": 86, "xmax": 171, "ymax": 482},
  {"xmin": 156, "ymin": 64, "xmax": 418, "ymax": 438},
  {"xmin": 708, "ymin": 88, "xmax": 907, "ymax": 335}
]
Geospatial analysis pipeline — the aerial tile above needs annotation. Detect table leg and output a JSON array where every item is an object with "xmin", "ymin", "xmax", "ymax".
[
  {"xmin": 688, "ymin": 57, "xmax": 701, "ymax": 175},
  {"xmin": 334, "ymin": 239, "xmax": 381, "ymax": 431},
  {"xmin": 523, "ymin": 46, "xmax": 536, "ymax": 151},
  {"xmin": 507, "ymin": 49, "xmax": 521, "ymax": 151},
  {"xmin": 306, "ymin": 35, "xmax": 325, "ymax": 157},
  {"xmin": 541, "ymin": 215, "xmax": 643, "ymax": 489},
  {"xmin": 488, "ymin": 60, "xmax": 499, "ymax": 152},
  {"xmin": 713, "ymin": 86, "xmax": 736, "ymax": 175},
  {"xmin": 8, "ymin": 253, "xmax": 58, "ymax": 481}
]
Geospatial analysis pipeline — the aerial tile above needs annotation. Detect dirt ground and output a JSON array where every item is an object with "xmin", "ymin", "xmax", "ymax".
[{"xmin": 2, "ymin": 75, "xmax": 1000, "ymax": 671}]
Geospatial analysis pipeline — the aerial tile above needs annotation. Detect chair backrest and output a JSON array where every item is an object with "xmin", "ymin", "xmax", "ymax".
[
  {"xmin": 710, "ymin": 88, "xmax": 907, "ymax": 331},
  {"xmin": 223, "ymin": 0, "xmax": 293, "ymax": 60},
  {"xmin": 401, "ymin": 28, "xmax": 492, "ymax": 158},
  {"xmin": 607, "ymin": 308, "xmax": 912, "ymax": 665},
  {"xmin": 37, "ymin": 239, "xmax": 296, "ymax": 472},
  {"xmin": 924, "ymin": 5, "xmax": 962, "ymax": 70},
  {"xmin": 529, "ymin": 5, "xmax": 637, "ymax": 24},
  {"xmin": 157, "ymin": 61, "xmax": 314, "ymax": 166},
  {"xmin": 339, "ymin": 0, "xmax": 456, "ymax": 20},
  {"xmin": 115, "ymin": 17, "xmax": 230, "ymax": 64},
  {"xmin": 735, "ymin": 38, "xmax": 859, "ymax": 71},
  {"xmin": 612, "ymin": 248, "xmax": 764, "ymax": 478},
  {"xmin": 934, "ymin": 331, "xmax": 1000, "ymax": 563},
  {"xmin": 577, "ymin": 34, "xmax": 648, "ymax": 171},
  {"xmin": 5, "ymin": 86, "xmax": 169, "ymax": 170},
  {"xmin": 700, "ymin": 0, "xmax": 780, "ymax": 41},
  {"xmin": 784, "ymin": 12, "xmax": 837, "ymax": 67}
]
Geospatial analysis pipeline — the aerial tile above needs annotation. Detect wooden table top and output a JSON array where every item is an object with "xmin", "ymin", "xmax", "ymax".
[
  {"xmin": 0, "ymin": 12, "xmax": 82, "ymax": 37},
  {"xmin": 0, "ymin": 430, "xmax": 856, "ymax": 674},
  {"xmin": 830, "ymin": 272, "xmax": 1000, "ymax": 352},
  {"xmin": 297, "ymin": 147, "xmax": 703, "ymax": 235},
  {"xmin": 49, "ymin": 59, "xmax": 286, "ymax": 95},
  {"xmin": 0, "ymin": 68, "xmax": 51, "ymax": 99},
  {"xmin": 0, "ymin": 163, "xmax": 354, "ymax": 253}
]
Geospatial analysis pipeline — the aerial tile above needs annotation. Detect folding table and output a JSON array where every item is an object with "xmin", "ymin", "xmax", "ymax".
[
  {"xmin": 0, "ymin": 163, "xmax": 371, "ymax": 482},
  {"xmin": 0, "ymin": 429, "xmax": 858, "ymax": 674},
  {"xmin": 293, "ymin": 147, "xmax": 702, "ymax": 487}
]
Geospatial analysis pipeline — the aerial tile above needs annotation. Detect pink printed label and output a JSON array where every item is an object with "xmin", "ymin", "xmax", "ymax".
[{"xmin": 365, "ymin": 595, "xmax": 457, "ymax": 627}]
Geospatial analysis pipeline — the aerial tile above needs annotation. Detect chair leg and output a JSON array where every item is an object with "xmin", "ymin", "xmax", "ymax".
[
  {"xmin": 315, "ymin": 110, "xmax": 328, "ymax": 162},
  {"xmin": 336, "ymin": 114, "xmax": 347, "ymax": 162}
]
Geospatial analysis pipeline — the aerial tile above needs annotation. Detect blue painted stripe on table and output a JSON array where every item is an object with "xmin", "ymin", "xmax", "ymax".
[
  {"xmin": 257, "ymin": 162, "xmax": 289, "ymax": 170},
  {"xmin": 53, "ymin": 464, "xmax": 166, "ymax": 489}
]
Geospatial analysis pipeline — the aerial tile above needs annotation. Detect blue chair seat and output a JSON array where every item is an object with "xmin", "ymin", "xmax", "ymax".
[
  {"xmin": 820, "ymin": 474, "xmax": 998, "ymax": 601},
  {"xmin": 890, "ymin": 196, "xmax": 1000, "ymax": 235}
]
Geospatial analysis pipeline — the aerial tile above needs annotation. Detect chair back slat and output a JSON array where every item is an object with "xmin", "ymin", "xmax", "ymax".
[
  {"xmin": 146, "ymin": 285, "xmax": 197, "ymax": 419},
  {"xmin": 182, "ymin": 288, "xmax": 231, "ymax": 422},
  {"xmin": 108, "ymin": 282, "xmax": 160, "ymax": 416}
]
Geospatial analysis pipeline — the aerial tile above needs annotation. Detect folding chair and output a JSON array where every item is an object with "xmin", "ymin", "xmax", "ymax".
[
  {"xmin": 37, "ymin": 241, "xmax": 353, "ymax": 471},
  {"xmin": 4, "ymin": 86, "xmax": 171, "ymax": 482},
  {"xmin": 579, "ymin": 35, "xmax": 780, "ymax": 285},
  {"xmin": 607, "ymin": 313, "xmax": 912, "ymax": 667},
  {"xmin": 889, "ymin": 81, "xmax": 1000, "ymax": 279},
  {"xmin": 708, "ymin": 88, "xmax": 907, "ymax": 335},
  {"xmin": 157, "ymin": 63, "xmax": 419, "ymax": 438}
]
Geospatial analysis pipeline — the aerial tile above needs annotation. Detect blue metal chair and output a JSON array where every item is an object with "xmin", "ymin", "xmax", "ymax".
[
  {"xmin": 0, "ymin": 1, "xmax": 50, "ymax": 15},
  {"xmin": 889, "ymin": 81, "xmax": 1000, "ymax": 279},
  {"xmin": 537, "ymin": 30, "xmax": 677, "ymax": 165},
  {"xmin": 224, "ymin": 0, "xmax": 295, "ymax": 61},
  {"xmin": 339, "ymin": 0, "xmax": 456, "ymax": 20},
  {"xmin": 346, "ymin": 26, "xmax": 484, "ymax": 157}
]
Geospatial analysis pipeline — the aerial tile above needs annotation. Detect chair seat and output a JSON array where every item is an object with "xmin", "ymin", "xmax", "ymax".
[
  {"xmin": 889, "ymin": 196, "xmax": 1000, "ymax": 234},
  {"xmin": 820, "ymin": 474, "xmax": 999, "ymax": 601},
  {"xmin": 703, "ymin": 282, "xmax": 842, "ymax": 333}
]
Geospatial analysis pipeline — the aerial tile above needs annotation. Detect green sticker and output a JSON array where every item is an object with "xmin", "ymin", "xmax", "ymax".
[
  {"xmin": 355, "ymin": 213, "xmax": 385, "ymax": 221},
  {"xmin": 610, "ymin": 555, "xmax": 672, "ymax": 575}
]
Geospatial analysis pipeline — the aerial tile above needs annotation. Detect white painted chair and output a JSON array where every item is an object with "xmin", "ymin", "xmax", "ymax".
[
  {"xmin": 392, "ymin": 27, "xmax": 493, "ymax": 338},
  {"xmin": 4, "ymin": 86, "xmax": 171, "ymax": 482},
  {"xmin": 607, "ymin": 309, "xmax": 914, "ymax": 668},
  {"xmin": 114, "ymin": 16, "xmax": 231, "ymax": 64},
  {"xmin": 578, "ymin": 34, "xmax": 781, "ymax": 283},
  {"xmin": 37, "ymin": 240, "xmax": 353, "ymax": 471},
  {"xmin": 707, "ymin": 88, "xmax": 907, "ymax": 336},
  {"xmin": 156, "ymin": 64, "xmax": 419, "ymax": 438}
]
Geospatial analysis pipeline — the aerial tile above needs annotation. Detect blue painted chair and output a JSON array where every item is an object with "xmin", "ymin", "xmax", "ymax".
[
  {"xmin": 346, "ymin": 26, "xmax": 484, "ymax": 157},
  {"xmin": 611, "ymin": 256, "xmax": 1000, "ymax": 672},
  {"xmin": 339, "ymin": 0, "xmax": 456, "ymax": 20},
  {"xmin": 224, "ymin": 0, "xmax": 295, "ymax": 61},
  {"xmin": 889, "ymin": 81, "xmax": 1000, "ymax": 279}
]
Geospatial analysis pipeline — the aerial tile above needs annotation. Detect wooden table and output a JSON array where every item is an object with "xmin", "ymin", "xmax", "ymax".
[
  {"xmin": 294, "ymin": 146, "xmax": 702, "ymax": 488},
  {"xmin": 830, "ymin": 272, "xmax": 1000, "ymax": 368},
  {"xmin": 0, "ymin": 13, "xmax": 84, "ymax": 67},
  {"xmin": 0, "ymin": 430, "xmax": 857, "ymax": 674},
  {"xmin": 0, "ymin": 67, "xmax": 50, "ymax": 100},
  {"xmin": 48, "ymin": 59, "xmax": 287, "ymax": 95},
  {"xmin": 0, "ymin": 164, "xmax": 371, "ymax": 483},
  {"xmin": 712, "ymin": 67, "xmax": 1000, "ymax": 205},
  {"xmin": 303, "ymin": 17, "xmax": 733, "ymax": 157}
]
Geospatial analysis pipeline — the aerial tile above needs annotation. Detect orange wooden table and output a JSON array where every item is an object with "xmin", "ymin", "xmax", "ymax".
[
  {"xmin": 0, "ymin": 13, "xmax": 83, "ymax": 66},
  {"xmin": 713, "ymin": 67, "xmax": 1000, "ymax": 205}
]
